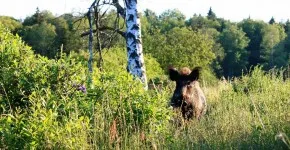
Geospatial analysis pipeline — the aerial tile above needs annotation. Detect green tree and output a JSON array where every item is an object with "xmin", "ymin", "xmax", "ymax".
[
  {"xmin": 270, "ymin": 42, "xmax": 288, "ymax": 68},
  {"xmin": 284, "ymin": 19, "xmax": 290, "ymax": 32},
  {"xmin": 158, "ymin": 9, "xmax": 186, "ymax": 33},
  {"xmin": 207, "ymin": 7, "xmax": 217, "ymax": 20},
  {"xmin": 19, "ymin": 9, "xmax": 73, "ymax": 57},
  {"xmin": 50, "ymin": 17, "xmax": 70, "ymax": 53},
  {"xmin": 269, "ymin": 17, "xmax": 275, "ymax": 24},
  {"xmin": 266, "ymin": 22, "xmax": 290, "ymax": 68},
  {"xmin": 239, "ymin": 19, "xmax": 267, "ymax": 67},
  {"xmin": 219, "ymin": 24, "xmax": 250, "ymax": 77},
  {"xmin": 200, "ymin": 27, "xmax": 225, "ymax": 77},
  {"xmin": 143, "ymin": 9, "xmax": 158, "ymax": 27},
  {"xmin": 64, "ymin": 14, "xmax": 90, "ymax": 52},
  {"xmin": 143, "ymin": 9, "xmax": 159, "ymax": 36},
  {"xmin": 281, "ymin": 20, "xmax": 290, "ymax": 67},
  {"xmin": 186, "ymin": 14, "xmax": 221, "ymax": 31},
  {"xmin": 19, "ymin": 10, "xmax": 89, "ymax": 56},
  {"xmin": 23, "ymin": 8, "xmax": 54, "ymax": 26},
  {"xmin": 0, "ymin": 16, "xmax": 22, "ymax": 33},
  {"xmin": 19, "ymin": 22, "xmax": 57, "ymax": 57},
  {"xmin": 260, "ymin": 24, "xmax": 286, "ymax": 68},
  {"xmin": 144, "ymin": 27, "xmax": 215, "ymax": 69},
  {"xmin": 284, "ymin": 20, "xmax": 290, "ymax": 61}
]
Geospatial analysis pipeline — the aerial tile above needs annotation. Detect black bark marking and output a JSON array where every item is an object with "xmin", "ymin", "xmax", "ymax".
[
  {"xmin": 129, "ymin": 50, "xmax": 138, "ymax": 59},
  {"xmin": 127, "ymin": 32, "xmax": 135, "ymax": 39},
  {"xmin": 127, "ymin": 46, "xmax": 131, "ymax": 52},
  {"xmin": 135, "ymin": 59, "xmax": 141, "ymax": 69},
  {"xmin": 128, "ymin": 14, "xmax": 134, "ymax": 22},
  {"xmin": 131, "ymin": 24, "xmax": 139, "ymax": 31},
  {"xmin": 126, "ymin": 65, "xmax": 130, "ymax": 72},
  {"xmin": 126, "ymin": 32, "xmax": 138, "ymax": 46},
  {"xmin": 129, "ymin": 42, "xmax": 136, "ymax": 47},
  {"xmin": 136, "ymin": 39, "xmax": 142, "ymax": 44}
]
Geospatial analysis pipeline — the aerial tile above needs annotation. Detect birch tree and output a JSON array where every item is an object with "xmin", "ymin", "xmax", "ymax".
[
  {"xmin": 83, "ymin": 0, "xmax": 148, "ymax": 89},
  {"xmin": 124, "ymin": 0, "xmax": 147, "ymax": 88}
]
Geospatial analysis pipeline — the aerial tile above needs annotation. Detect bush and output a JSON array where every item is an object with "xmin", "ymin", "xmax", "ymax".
[
  {"xmin": 0, "ymin": 24, "xmax": 289, "ymax": 149},
  {"xmin": 0, "ymin": 25, "xmax": 171, "ymax": 149},
  {"xmin": 0, "ymin": 27, "xmax": 86, "ymax": 111}
]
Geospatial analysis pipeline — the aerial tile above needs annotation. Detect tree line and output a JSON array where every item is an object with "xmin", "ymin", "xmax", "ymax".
[{"xmin": 1, "ymin": 7, "xmax": 290, "ymax": 78}]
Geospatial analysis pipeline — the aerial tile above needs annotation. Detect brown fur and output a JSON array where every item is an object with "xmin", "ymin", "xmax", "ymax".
[
  {"xmin": 169, "ymin": 67, "xmax": 207, "ymax": 120},
  {"xmin": 181, "ymin": 80, "xmax": 206, "ymax": 120},
  {"xmin": 179, "ymin": 67, "xmax": 191, "ymax": 75}
]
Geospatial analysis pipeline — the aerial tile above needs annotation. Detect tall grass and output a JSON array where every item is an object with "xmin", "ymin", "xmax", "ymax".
[
  {"xmin": 0, "ymin": 24, "xmax": 289, "ymax": 149},
  {"xmin": 89, "ymin": 66, "xmax": 289, "ymax": 150},
  {"xmin": 2, "ymin": 67, "xmax": 289, "ymax": 149}
]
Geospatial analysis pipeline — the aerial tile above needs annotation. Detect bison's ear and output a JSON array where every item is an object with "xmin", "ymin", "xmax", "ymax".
[
  {"xmin": 168, "ymin": 67, "xmax": 179, "ymax": 81},
  {"xmin": 189, "ymin": 67, "xmax": 201, "ymax": 81}
]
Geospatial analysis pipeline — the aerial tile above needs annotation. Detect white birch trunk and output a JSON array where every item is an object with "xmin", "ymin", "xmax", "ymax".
[{"xmin": 125, "ymin": 0, "xmax": 148, "ymax": 89}]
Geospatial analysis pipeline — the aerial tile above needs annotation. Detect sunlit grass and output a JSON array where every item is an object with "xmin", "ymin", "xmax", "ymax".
[
  {"xmin": 1, "ymin": 67, "xmax": 289, "ymax": 149},
  {"xmin": 83, "ymin": 67, "xmax": 289, "ymax": 150}
]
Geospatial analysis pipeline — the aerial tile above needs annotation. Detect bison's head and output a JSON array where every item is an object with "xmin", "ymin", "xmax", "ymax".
[{"xmin": 168, "ymin": 67, "xmax": 201, "ymax": 108}]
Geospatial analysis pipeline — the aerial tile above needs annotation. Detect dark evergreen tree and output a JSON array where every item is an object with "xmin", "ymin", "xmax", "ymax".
[
  {"xmin": 284, "ymin": 19, "xmax": 290, "ymax": 32},
  {"xmin": 207, "ymin": 7, "xmax": 217, "ymax": 20},
  {"xmin": 269, "ymin": 17, "xmax": 275, "ymax": 24},
  {"xmin": 239, "ymin": 19, "xmax": 266, "ymax": 68}
]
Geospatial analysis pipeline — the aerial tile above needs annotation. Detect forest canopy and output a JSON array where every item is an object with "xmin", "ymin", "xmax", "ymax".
[{"xmin": 1, "ymin": 7, "xmax": 290, "ymax": 78}]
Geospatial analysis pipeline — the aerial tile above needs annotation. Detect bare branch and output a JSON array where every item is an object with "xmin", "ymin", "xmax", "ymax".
[
  {"xmin": 112, "ymin": 0, "xmax": 125, "ymax": 18},
  {"xmin": 81, "ymin": 26, "xmax": 125, "ymax": 37}
]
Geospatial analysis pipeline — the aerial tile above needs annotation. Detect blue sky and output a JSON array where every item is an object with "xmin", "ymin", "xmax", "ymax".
[{"xmin": 0, "ymin": 0, "xmax": 289, "ymax": 22}]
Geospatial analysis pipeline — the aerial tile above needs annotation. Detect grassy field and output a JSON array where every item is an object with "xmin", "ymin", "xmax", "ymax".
[
  {"xmin": 0, "ymin": 24, "xmax": 289, "ymax": 149},
  {"xmin": 88, "ymin": 68, "xmax": 290, "ymax": 150}
]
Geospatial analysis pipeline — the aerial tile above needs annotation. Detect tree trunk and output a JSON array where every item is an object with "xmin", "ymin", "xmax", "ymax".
[
  {"xmin": 87, "ymin": 7, "xmax": 94, "ymax": 84},
  {"xmin": 125, "ymin": 0, "xmax": 148, "ymax": 89},
  {"xmin": 94, "ymin": 3, "xmax": 103, "ymax": 71}
]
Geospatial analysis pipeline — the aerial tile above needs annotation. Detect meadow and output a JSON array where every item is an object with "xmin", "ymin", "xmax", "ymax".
[{"xmin": 0, "ymin": 24, "xmax": 289, "ymax": 150}]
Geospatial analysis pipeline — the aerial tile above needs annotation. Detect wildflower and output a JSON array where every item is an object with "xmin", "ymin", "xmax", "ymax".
[{"xmin": 77, "ymin": 85, "xmax": 87, "ymax": 93}]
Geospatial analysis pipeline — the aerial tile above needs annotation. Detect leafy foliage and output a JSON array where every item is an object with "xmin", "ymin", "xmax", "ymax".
[
  {"xmin": 260, "ymin": 24, "xmax": 286, "ymax": 68},
  {"xmin": 1, "ymin": 6, "xmax": 290, "ymax": 149},
  {"xmin": 219, "ymin": 24, "xmax": 250, "ymax": 76},
  {"xmin": 1, "ymin": 7, "xmax": 288, "ymax": 78},
  {"xmin": 18, "ymin": 22, "xmax": 57, "ymax": 57},
  {"xmin": 0, "ymin": 22, "xmax": 290, "ymax": 149},
  {"xmin": 0, "ymin": 25, "xmax": 171, "ymax": 149},
  {"xmin": 238, "ymin": 19, "xmax": 266, "ymax": 67},
  {"xmin": 0, "ymin": 16, "xmax": 22, "ymax": 33},
  {"xmin": 158, "ymin": 9, "xmax": 186, "ymax": 33},
  {"xmin": 144, "ymin": 27, "xmax": 215, "ymax": 69}
]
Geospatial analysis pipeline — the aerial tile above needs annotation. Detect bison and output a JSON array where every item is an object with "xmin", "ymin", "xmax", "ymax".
[{"xmin": 168, "ymin": 67, "xmax": 207, "ymax": 120}]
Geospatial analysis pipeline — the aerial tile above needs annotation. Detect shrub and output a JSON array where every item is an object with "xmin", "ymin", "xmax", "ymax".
[{"xmin": 0, "ymin": 24, "xmax": 289, "ymax": 149}]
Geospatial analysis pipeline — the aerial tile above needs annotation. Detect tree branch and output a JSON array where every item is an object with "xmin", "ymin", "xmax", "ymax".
[
  {"xmin": 81, "ymin": 26, "xmax": 125, "ymax": 37},
  {"xmin": 112, "ymin": 0, "xmax": 125, "ymax": 18}
]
